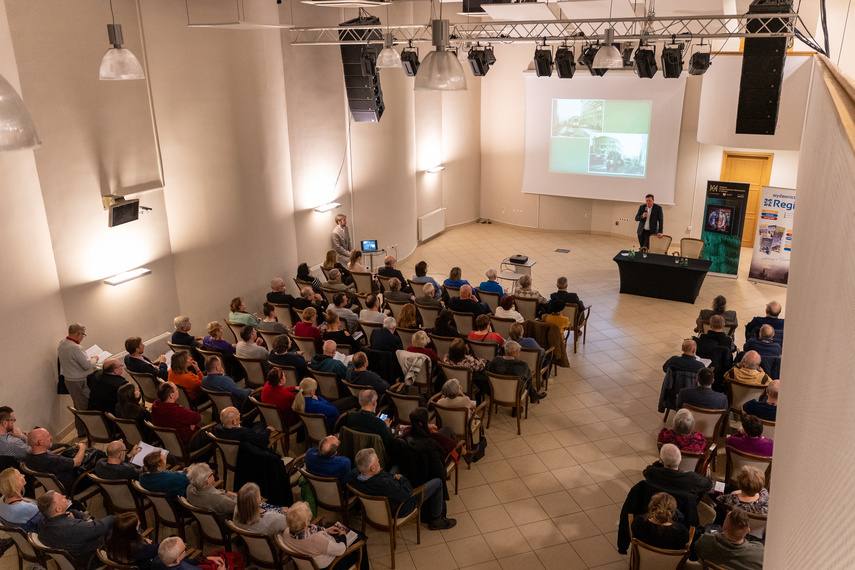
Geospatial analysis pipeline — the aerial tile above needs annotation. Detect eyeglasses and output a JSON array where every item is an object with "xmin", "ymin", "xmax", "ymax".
[{"xmin": 4, "ymin": 418, "xmax": 16, "ymax": 423}]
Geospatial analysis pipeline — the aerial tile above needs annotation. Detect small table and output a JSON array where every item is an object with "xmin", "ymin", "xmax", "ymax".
[
  {"xmin": 499, "ymin": 257, "xmax": 536, "ymax": 293},
  {"xmin": 613, "ymin": 251, "xmax": 711, "ymax": 304},
  {"xmin": 362, "ymin": 249, "xmax": 387, "ymax": 272}
]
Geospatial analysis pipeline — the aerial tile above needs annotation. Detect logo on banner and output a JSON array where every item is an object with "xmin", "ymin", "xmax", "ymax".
[{"xmin": 760, "ymin": 210, "xmax": 778, "ymax": 220}]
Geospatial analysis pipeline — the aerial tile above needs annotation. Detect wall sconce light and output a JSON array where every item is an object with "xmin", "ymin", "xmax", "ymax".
[
  {"xmin": 426, "ymin": 165, "xmax": 445, "ymax": 173},
  {"xmin": 104, "ymin": 267, "xmax": 151, "ymax": 286},
  {"xmin": 314, "ymin": 202, "xmax": 341, "ymax": 213}
]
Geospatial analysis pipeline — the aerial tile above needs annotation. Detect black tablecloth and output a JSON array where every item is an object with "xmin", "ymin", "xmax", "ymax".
[{"xmin": 613, "ymin": 251, "xmax": 712, "ymax": 304}]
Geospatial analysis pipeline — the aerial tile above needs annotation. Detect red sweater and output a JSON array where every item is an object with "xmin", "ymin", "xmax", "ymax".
[
  {"xmin": 150, "ymin": 400, "xmax": 201, "ymax": 446},
  {"xmin": 260, "ymin": 383, "xmax": 299, "ymax": 426}
]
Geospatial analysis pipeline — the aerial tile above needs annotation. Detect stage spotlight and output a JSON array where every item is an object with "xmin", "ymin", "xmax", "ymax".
[
  {"xmin": 533, "ymin": 46, "xmax": 553, "ymax": 77},
  {"xmin": 688, "ymin": 51, "xmax": 711, "ymax": 75},
  {"xmin": 467, "ymin": 47, "xmax": 496, "ymax": 76},
  {"xmin": 578, "ymin": 45, "xmax": 607, "ymax": 76},
  {"xmin": 554, "ymin": 46, "xmax": 576, "ymax": 78},
  {"xmin": 661, "ymin": 44, "xmax": 684, "ymax": 78},
  {"xmin": 634, "ymin": 46, "xmax": 658, "ymax": 78},
  {"xmin": 401, "ymin": 47, "xmax": 420, "ymax": 77}
]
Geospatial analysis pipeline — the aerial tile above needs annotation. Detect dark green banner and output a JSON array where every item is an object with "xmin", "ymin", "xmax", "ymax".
[{"xmin": 701, "ymin": 180, "xmax": 750, "ymax": 276}]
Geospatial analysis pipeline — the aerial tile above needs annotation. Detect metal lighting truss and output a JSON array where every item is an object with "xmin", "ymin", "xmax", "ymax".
[{"xmin": 290, "ymin": 13, "xmax": 799, "ymax": 46}]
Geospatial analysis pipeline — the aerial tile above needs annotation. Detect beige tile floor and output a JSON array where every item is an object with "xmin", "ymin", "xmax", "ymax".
[{"xmin": 1, "ymin": 223, "xmax": 785, "ymax": 570}]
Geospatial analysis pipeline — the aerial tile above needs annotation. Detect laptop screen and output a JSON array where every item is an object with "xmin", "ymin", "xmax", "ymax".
[{"xmin": 361, "ymin": 240, "xmax": 378, "ymax": 251}]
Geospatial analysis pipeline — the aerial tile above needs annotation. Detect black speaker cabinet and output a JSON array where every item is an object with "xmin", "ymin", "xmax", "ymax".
[{"xmin": 340, "ymin": 16, "xmax": 385, "ymax": 123}]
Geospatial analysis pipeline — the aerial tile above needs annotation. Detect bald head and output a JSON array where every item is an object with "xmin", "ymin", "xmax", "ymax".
[
  {"xmin": 384, "ymin": 256, "xmax": 396, "ymax": 267},
  {"xmin": 741, "ymin": 350, "xmax": 762, "ymax": 370},
  {"xmin": 220, "ymin": 407, "xmax": 240, "ymax": 427},
  {"xmin": 766, "ymin": 301, "xmax": 781, "ymax": 317},
  {"xmin": 460, "ymin": 285, "xmax": 473, "ymax": 299},
  {"xmin": 759, "ymin": 324, "xmax": 774, "ymax": 340},
  {"xmin": 322, "ymin": 340, "xmax": 337, "ymax": 356},
  {"xmin": 28, "ymin": 428, "xmax": 50, "ymax": 452},
  {"xmin": 106, "ymin": 440, "xmax": 127, "ymax": 460},
  {"xmin": 766, "ymin": 379, "xmax": 779, "ymax": 403},
  {"xmin": 681, "ymin": 339, "xmax": 696, "ymax": 356}
]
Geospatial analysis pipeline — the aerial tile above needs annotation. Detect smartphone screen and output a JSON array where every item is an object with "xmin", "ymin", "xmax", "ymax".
[{"xmin": 379, "ymin": 413, "xmax": 388, "ymax": 421}]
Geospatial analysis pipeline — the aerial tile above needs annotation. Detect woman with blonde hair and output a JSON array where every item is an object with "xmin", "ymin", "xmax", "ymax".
[
  {"xmin": 407, "ymin": 330, "xmax": 438, "ymax": 362},
  {"xmin": 323, "ymin": 249, "xmax": 353, "ymax": 285},
  {"xmin": 232, "ymin": 483, "xmax": 288, "ymax": 536},
  {"xmin": 203, "ymin": 321, "xmax": 236, "ymax": 354},
  {"xmin": 0, "ymin": 467, "xmax": 40, "ymax": 531},
  {"xmin": 293, "ymin": 377, "xmax": 341, "ymax": 432},
  {"xmin": 630, "ymin": 492, "xmax": 690, "ymax": 550},
  {"xmin": 280, "ymin": 501, "xmax": 369, "ymax": 570}
]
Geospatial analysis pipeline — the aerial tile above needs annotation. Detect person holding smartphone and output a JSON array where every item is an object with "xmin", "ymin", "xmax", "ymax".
[{"xmin": 340, "ymin": 389, "xmax": 394, "ymax": 451}]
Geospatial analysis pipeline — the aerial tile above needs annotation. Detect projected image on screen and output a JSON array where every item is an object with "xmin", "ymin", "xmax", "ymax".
[{"xmin": 549, "ymin": 99, "xmax": 652, "ymax": 178}]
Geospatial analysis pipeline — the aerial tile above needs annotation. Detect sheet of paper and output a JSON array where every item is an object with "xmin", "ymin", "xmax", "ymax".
[
  {"xmin": 164, "ymin": 350, "xmax": 174, "ymax": 370},
  {"xmin": 345, "ymin": 530, "xmax": 359, "ymax": 546},
  {"xmin": 131, "ymin": 441, "xmax": 168, "ymax": 466},
  {"xmin": 85, "ymin": 344, "xmax": 112, "ymax": 363}
]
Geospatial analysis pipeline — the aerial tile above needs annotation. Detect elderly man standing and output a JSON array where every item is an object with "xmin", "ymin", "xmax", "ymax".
[
  {"xmin": 724, "ymin": 351, "xmax": 771, "ymax": 386},
  {"xmin": 642, "ymin": 443, "xmax": 712, "ymax": 496},
  {"xmin": 331, "ymin": 214, "xmax": 352, "ymax": 265},
  {"xmin": 58, "ymin": 323, "xmax": 99, "ymax": 438},
  {"xmin": 486, "ymin": 340, "xmax": 546, "ymax": 403},
  {"xmin": 37, "ymin": 490, "xmax": 114, "ymax": 567},
  {"xmin": 378, "ymin": 256, "xmax": 412, "ymax": 293}
]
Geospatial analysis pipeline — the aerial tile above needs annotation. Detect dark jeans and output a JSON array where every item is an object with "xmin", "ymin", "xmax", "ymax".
[
  {"xmin": 638, "ymin": 230, "xmax": 651, "ymax": 248},
  {"xmin": 399, "ymin": 477, "xmax": 444, "ymax": 521}
]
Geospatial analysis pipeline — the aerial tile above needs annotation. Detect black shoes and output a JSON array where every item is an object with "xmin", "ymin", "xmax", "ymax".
[
  {"xmin": 529, "ymin": 387, "xmax": 547, "ymax": 403},
  {"xmin": 428, "ymin": 516, "xmax": 457, "ymax": 530}
]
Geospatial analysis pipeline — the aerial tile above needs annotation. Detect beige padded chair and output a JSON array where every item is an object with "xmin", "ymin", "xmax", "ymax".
[
  {"xmin": 514, "ymin": 297, "xmax": 538, "ymax": 321},
  {"xmin": 235, "ymin": 355, "xmax": 267, "ymax": 388},
  {"xmin": 292, "ymin": 409, "xmax": 330, "ymax": 446},
  {"xmin": 250, "ymin": 396, "xmax": 301, "ymax": 456},
  {"xmin": 436, "ymin": 362, "xmax": 474, "ymax": 397},
  {"xmin": 298, "ymin": 467, "xmax": 358, "ymax": 525},
  {"xmin": 144, "ymin": 420, "xmax": 215, "ymax": 467},
  {"xmin": 224, "ymin": 519, "xmax": 283, "ymax": 569},
  {"xmin": 106, "ymin": 413, "xmax": 150, "ymax": 447},
  {"xmin": 320, "ymin": 287, "xmax": 340, "ymax": 306},
  {"xmin": 725, "ymin": 446, "xmax": 773, "ymax": 489},
  {"xmin": 357, "ymin": 320, "xmax": 383, "ymax": 347},
  {"xmin": 206, "ymin": 432, "xmax": 240, "ymax": 491},
  {"xmin": 427, "ymin": 334, "xmax": 457, "ymax": 360},
  {"xmin": 680, "ymin": 237, "xmax": 705, "ymax": 259},
  {"xmin": 429, "ymin": 394, "xmax": 487, "ymax": 471},
  {"xmin": 310, "ymin": 369, "xmax": 341, "ymax": 401},
  {"xmin": 415, "ymin": 303, "xmax": 442, "ymax": 330},
  {"xmin": 485, "ymin": 371, "xmax": 528, "ymax": 435},
  {"xmin": 19, "ymin": 463, "xmax": 99, "ymax": 507},
  {"xmin": 292, "ymin": 336, "xmax": 318, "ymax": 361},
  {"xmin": 271, "ymin": 303, "xmax": 296, "ymax": 328},
  {"xmin": 28, "ymin": 533, "xmax": 77, "ymax": 570},
  {"xmin": 725, "ymin": 378, "xmax": 768, "ymax": 432},
  {"xmin": 88, "ymin": 473, "xmax": 147, "ymax": 520},
  {"xmin": 177, "ymin": 496, "xmax": 234, "ymax": 552},
  {"xmin": 656, "ymin": 441, "xmax": 716, "ymax": 474},
  {"xmin": 200, "ymin": 387, "xmax": 241, "ymax": 421},
  {"xmin": 518, "ymin": 347, "xmax": 554, "ymax": 392},
  {"xmin": 277, "ymin": 534, "xmax": 364, "ymax": 570},
  {"xmin": 385, "ymin": 299, "xmax": 411, "ymax": 320},
  {"xmin": 131, "ymin": 480, "xmax": 193, "ymax": 542},
  {"xmin": 223, "ymin": 320, "xmax": 244, "ymax": 343},
  {"xmin": 450, "ymin": 310, "xmax": 475, "ymax": 336},
  {"xmin": 127, "ymin": 370, "xmax": 161, "ymax": 404},
  {"xmin": 346, "ymin": 484, "xmax": 424, "ymax": 569},
  {"xmin": 386, "ymin": 386, "xmax": 423, "ymax": 426},
  {"xmin": 396, "ymin": 327, "xmax": 418, "ymax": 349},
  {"xmin": 1, "ymin": 525, "xmax": 45, "ymax": 570},
  {"xmin": 474, "ymin": 288, "xmax": 500, "ymax": 314},
  {"xmin": 647, "ymin": 234, "xmax": 673, "ymax": 254},
  {"xmin": 341, "ymin": 379, "xmax": 365, "ymax": 398},
  {"xmin": 68, "ymin": 406, "xmax": 115, "ymax": 447},
  {"xmin": 489, "ymin": 316, "xmax": 516, "ymax": 339},
  {"xmin": 561, "ymin": 304, "xmax": 591, "ymax": 353},
  {"xmin": 98, "ymin": 548, "xmax": 146, "ymax": 570},
  {"xmin": 257, "ymin": 329, "xmax": 283, "ymax": 350},
  {"xmin": 166, "ymin": 341, "xmax": 192, "ymax": 356},
  {"xmin": 294, "ymin": 277, "xmax": 315, "ymax": 290},
  {"xmin": 466, "ymin": 339, "xmax": 499, "ymax": 361},
  {"xmin": 682, "ymin": 404, "xmax": 728, "ymax": 442},
  {"xmin": 270, "ymin": 363, "xmax": 301, "ymax": 387},
  {"xmin": 760, "ymin": 418, "xmax": 775, "ymax": 440},
  {"xmin": 628, "ymin": 514, "xmax": 695, "ymax": 570},
  {"xmin": 350, "ymin": 271, "xmax": 375, "ymax": 295}
]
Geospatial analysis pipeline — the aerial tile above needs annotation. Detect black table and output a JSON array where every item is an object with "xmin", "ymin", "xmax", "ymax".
[{"xmin": 613, "ymin": 251, "xmax": 712, "ymax": 304}]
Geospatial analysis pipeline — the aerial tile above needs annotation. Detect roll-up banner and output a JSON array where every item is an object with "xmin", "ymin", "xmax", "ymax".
[
  {"xmin": 701, "ymin": 180, "xmax": 751, "ymax": 277},
  {"xmin": 748, "ymin": 186, "xmax": 796, "ymax": 286}
]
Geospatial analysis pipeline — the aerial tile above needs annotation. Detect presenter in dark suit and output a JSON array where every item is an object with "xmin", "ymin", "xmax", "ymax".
[{"xmin": 635, "ymin": 194, "xmax": 664, "ymax": 248}]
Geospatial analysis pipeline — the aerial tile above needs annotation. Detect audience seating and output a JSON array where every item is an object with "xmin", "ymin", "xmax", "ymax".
[
  {"xmin": 27, "ymin": 532, "xmax": 78, "ymax": 570},
  {"xmin": 278, "ymin": 534, "xmax": 365, "ymax": 570},
  {"xmin": 250, "ymin": 396, "xmax": 301, "ymax": 457},
  {"xmin": 680, "ymin": 237, "xmax": 705, "ymax": 259},
  {"xmin": 485, "ymin": 371, "xmax": 528, "ymax": 435},
  {"xmin": 292, "ymin": 409, "xmax": 329, "ymax": 446},
  {"xmin": 257, "ymin": 329, "xmax": 282, "ymax": 350},
  {"xmin": 725, "ymin": 447, "xmax": 773, "ymax": 489},
  {"xmin": 320, "ymin": 288, "xmax": 339, "ymax": 306},
  {"xmin": 414, "ymin": 304, "xmax": 441, "ymax": 330},
  {"xmin": 466, "ymin": 339, "xmax": 499, "ymax": 362},
  {"xmin": 338, "ymin": 426, "xmax": 388, "ymax": 470},
  {"xmin": 514, "ymin": 297, "xmax": 538, "ymax": 322},
  {"xmin": 294, "ymin": 277, "xmax": 314, "ymax": 290},
  {"xmin": 561, "ymin": 304, "xmax": 591, "ymax": 354},
  {"xmin": 627, "ymin": 513, "xmax": 695, "ymax": 570},
  {"xmin": 717, "ymin": 501, "xmax": 767, "ymax": 540},
  {"xmin": 723, "ymin": 378, "xmax": 768, "ymax": 434},
  {"xmin": 760, "ymin": 418, "xmax": 775, "ymax": 440},
  {"xmin": 346, "ymin": 484, "xmax": 424, "ymax": 569},
  {"xmin": 97, "ymin": 548, "xmax": 142, "ymax": 570},
  {"xmin": 396, "ymin": 327, "xmax": 418, "ymax": 349},
  {"xmin": 166, "ymin": 341, "xmax": 192, "ymax": 356},
  {"xmin": 270, "ymin": 303, "xmax": 296, "ymax": 328},
  {"xmin": 341, "ymin": 379, "xmax": 365, "ymax": 398},
  {"xmin": 106, "ymin": 412, "xmax": 152, "ymax": 448},
  {"xmin": 175, "ymin": 383, "xmax": 212, "ymax": 415},
  {"xmin": 131, "ymin": 480, "xmax": 193, "ymax": 542},
  {"xmin": 488, "ymin": 316, "xmax": 515, "ymax": 339},
  {"xmin": 386, "ymin": 386, "xmax": 423, "ymax": 426},
  {"xmin": 1, "ymin": 524, "xmax": 45, "ymax": 570},
  {"xmin": 298, "ymin": 467, "xmax": 358, "ymax": 526},
  {"xmin": 224, "ymin": 519, "xmax": 284, "ymax": 569},
  {"xmin": 292, "ymin": 336, "xmax": 318, "ymax": 361},
  {"xmin": 436, "ymin": 362, "xmax": 474, "ymax": 398},
  {"xmin": 427, "ymin": 334, "xmax": 456, "ymax": 360},
  {"xmin": 385, "ymin": 299, "xmax": 410, "ymax": 320},
  {"xmin": 442, "ymin": 285, "xmax": 461, "ymax": 300},
  {"xmin": 127, "ymin": 370, "xmax": 161, "ymax": 404},
  {"xmin": 518, "ymin": 347, "xmax": 554, "ymax": 393},
  {"xmin": 395, "ymin": 350, "xmax": 432, "ymax": 394},
  {"xmin": 269, "ymin": 363, "xmax": 300, "ymax": 388},
  {"xmin": 656, "ymin": 442, "xmax": 716, "ymax": 475},
  {"xmin": 88, "ymin": 473, "xmax": 148, "ymax": 521},
  {"xmin": 235, "ymin": 355, "xmax": 267, "ymax": 389},
  {"xmin": 450, "ymin": 311, "xmax": 475, "ymax": 336},
  {"xmin": 200, "ymin": 388, "xmax": 242, "ymax": 423},
  {"xmin": 357, "ymin": 321, "xmax": 382, "ymax": 347},
  {"xmin": 68, "ymin": 406, "xmax": 115, "ymax": 447},
  {"xmin": 206, "ymin": 432, "xmax": 240, "ymax": 491},
  {"xmin": 19, "ymin": 463, "xmax": 99, "ymax": 507},
  {"xmin": 350, "ymin": 271, "xmax": 375, "ymax": 295},
  {"xmin": 475, "ymin": 288, "xmax": 501, "ymax": 314},
  {"xmin": 697, "ymin": 320, "xmax": 738, "ymax": 336},
  {"xmin": 310, "ymin": 370, "xmax": 341, "ymax": 401},
  {"xmin": 223, "ymin": 320, "xmax": 244, "ymax": 343},
  {"xmin": 145, "ymin": 420, "xmax": 215, "ymax": 467},
  {"xmin": 429, "ymin": 394, "xmax": 487, "ymax": 472},
  {"xmin": 647, "ymin": 234, "xmax": 673, "ymax": 254},
  {"xmin": 177, "ymin": 496, "xmax": 234, "ymax": 552}
]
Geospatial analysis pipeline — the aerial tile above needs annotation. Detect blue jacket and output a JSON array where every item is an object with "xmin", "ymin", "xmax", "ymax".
[{"xmin": 305, "ymin": 447, "xmax": 351, "ymax": 483}]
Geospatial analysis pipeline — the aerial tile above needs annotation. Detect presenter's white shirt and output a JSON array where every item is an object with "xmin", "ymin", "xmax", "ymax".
[{"xmin": 644, "ymin": 206, "xmax": 651, "ymax": 230}]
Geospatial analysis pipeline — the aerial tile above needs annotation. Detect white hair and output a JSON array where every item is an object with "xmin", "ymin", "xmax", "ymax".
[
  {"xmin": 383, "ymin": 316, "xmax": 397, "ymax": 330},
  {"xmin": 173, "ymin": 315, "xmax": 190, "ymax": 331},
  {"xmin": 660, "ymin": 443, "xmax": 682, "ymax": 469},
  {"xmin": 158, "ymin": 537, "xmax": 185, "ymax": 565},
  {"xmin": 486, "ymin": 268, "xmax": 497, "ymax": 279}
]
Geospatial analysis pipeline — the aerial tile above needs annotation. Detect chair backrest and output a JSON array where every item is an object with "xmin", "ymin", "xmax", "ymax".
[
  {"xmin": 1, "ymin": 524, "xmax": 41, "ymax": 566},
  {"xmin": 271, "ymin": 304, "xmax": 296, "ymax": 328},
  {"xmin": 436, "ymin": 362, "xmax": 473, "ymax": 397},
  {"xmin": 298, "ymin": 467, "xmax": 349, "ymax": 513},
  {"xmin": 396, "ymin": 327, "xmax": 418, "ymax": 349},
  {"xmin": 517, "ymin": 348, "xmax": 544, "ymax": 387},
  {"xmin": 275, "ymin": 534, "xmax": 322, "ymax": 570},
  {"xmin": 257, "ymin": 329, "xmax": 283, "ymax": 350},
  {"xmin": 430, "ymin": 400, "xmax": 469, "ymax": 440},
  {"xmin": 97, "ymin": 548, "xmax": 140, "ymax": 570},
  {"xmin": 223, "ymin": 320, "xmax": 244, "ymax": 343},
  {"xmin": 166, "ymin": 342, "xmax": 192, "ymax": 356},
  {"xmin": 560, "ymin": 304, "xmax": 579, "ymax": 328},
  {"xmin": 451, "ymin": 311, "xmax": 475, "ymax": 336},
  {"xmin": 144, "ymin": 421, "xmax": 190, "ymax": 465},
  {"xmin": 415, "ymin": 304, "xmax": 441, "ymax": 330},
  {"xmin": 295, "ymin": 277, "xmax": 314, "ymax": 290},
  {"xmin": 341, "ymin": 379, "xmax": 365, "ymax": 398},
  {"xmin": 89, "ymin": 473, "xmax": 140, "ymax": 515},
  {"xmin": 28, "ymin": 533, "xmax": 78, "ymax": 570},
  {"xmin": 174, "ymin": 384, "xmax": 197, "ymax": 411},
  {"xmin": 485, "ymin": 371, "xmax": 523, "ymax": 406},
  {"xmin": 68, "ymin": 406, "xmax": 114, "ymax": 445},
  {"xmin": 349, "ymin": 271, "xmax": 373, "ymax": 295},
  {"xmin": 648, "ymin": 234, "xmax": 673, "ymax": 254},
  {"xmin": 320, "ymin": 287, "xmax": 339, "ymax": 305},
  {"xmin": 177, "ymin": 496, "xmax": 233, "ymax": 551},
  {"xmin": 292, "ymin": 336, "xmax": 318, "ymax": 361},
  {"xmin": 310, "ymin": 370, "xmax": 341, "ymax": 401},
  {"xmin": 127, "ymin": 370, "xmax": 161, "ymax": 403},
  {"xmin": 386, "ymin": 390, "xmax": 423, "ymax": 426},
  {"xmin": 106, "ymin": 413, "xmax": 148, "ymax": 447},
  {"xmin": 346, "ymin": 485, "xmax": 393, "ymax": 528},
  {"xmin": 19, "ymin": 463, "xmax": 66, "ymax": 494},
  {"xmin": 201, "ymin": 389, "xmax": 239, "ymax": 421},
  {"xmin": 235, "ymin": 355, "xmax": 267, "ymax": 388},
  {"xmin": 224, "ymin": 519, "xmax": 280, "ymax": 568},
  {"xmin": 514, "ymin": 297, "xmax": 538, "ymax": 321},
  {"xmin": 443, "ymin": 284, "xmax": 461, "ymax": 299},
  {"xmin": 681, "ymin": 405, "xmax": 728, "ymax": 441},
  {"xmin": 131, "ymin": 480, "xmax": 180, "ymax": 528},
  {"xmin": 475, "ymin": 288, "xmax": 501, "ymax": 314},
  {"xmin": 467, "ymin": 339, "xmax": 499, "ymax": 361},
  {"xmin": 726, "ymin": 379, "xmax": 767, "ymax": 412},
  {"xmin": 680, "ymin": 238, "xmax": 705, "ymax": 259},
  {"xmin": 760, "ymin": 418, "xmax": 775, "ymax": 440},
  {"xmin": 292, "ymin": 409, "xmax": 329, "ymax": 445},
  {"xmin": 267, "ymin": 364, "xmax": 299, "ymax": 388},
  {"xmin": 385, "ymin": 300, "xmax": 410, "ymax": 320},
  {"xmin": 356, "ymin": 321, "xmax": 382, "ymax": 347},
  {"xmin": 207, "ymin": 433, "xmax": 240, "ymax": 490},
  {"xmin": 395, "ymin": 350, "xmax": 431, "ymax": 392},
  {"xmin": 489, "ymin": 316, "xmax": 516, "ymax": 339},
  {"xmin": 725, "ymin": 446, "xmax": 773, "ymax": 488},
  {"xmin": 702, "ymin": 560, "xmax": 730, "ymax": 570},
  {"xmin": 250, "ymin": 396, "xmax": 287, "ymax": 432},
  {"xmin": 428, "ymin": 334, "xmax": 457, "ymax": 360}
]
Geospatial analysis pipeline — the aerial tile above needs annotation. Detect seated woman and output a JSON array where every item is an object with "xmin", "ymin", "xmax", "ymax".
[
  {"xmin": 543, "ymin": 299, "xmax": 571, "ymax": 332},
  {"xmin": 411, "ymin": 260, "xmax": 442, "ymax": 299},
  {"xmin": 516, "ymin": 275, "xmax": 549, "ymax": 315},
  {"xmin": 495, "ymin": 295, "xmax": 525, "ymax": 323},
  {"xmin": 168, "ymin": 351, "xmax": 204, "ymax": 402},
  {"xmin": 104, "ymin": 512, "xmax": 158, "ymax": 569},
  {"xmin": 467, "ymin": 315, "xmax": 505, "ymax": 346},
  {"xmin": 232, "ymin": 483, "xmax": 288, "ymax": 536},
  {"xmin": 228, "ymin": 297, "xmax": 261, "ymax": 328},
  {"xmin": 258, "ymin": 302, "xmax": 288, "ymax": 335},
  {"xmin": 281, "ymin": 501, "xmax": 368, "ymax": 570},
  {"xmin": 442, "ymin": 338, "xmax": 489, "ymax": 401},
  {"xmin": 397, "ymin": 303, "xmax": 419, "ymax": 330},
  {"xmin": 203, "ymin": 321, "xmax": 236, "ymax": 354},
  {"xmin": 115, "ymin": 383, "xmax": 154, "ymax": 441},
  {"xmin": 348, "ymin": 249, "xmax": 368, "ymax": 274},
  {"xmin": 726, "ymin": 415, "xmax": 773, "ymax": 457},
  {"xmin": 323, "ymin": 249, "xmax": 353, "ymax": 285},
  {"xmin": 397, "ymin": 407, "xmax": 458, "ymax": 484},
  {"xmin": 294, "ymin": 307, "xmax": 324, "ymax": 352},
  {"xmin": 630, "ymin": 492, "xmax": 690, "ymax": 551},
  {"xmin": 261, "ymin": 368, "xmax": 300, "ymax": 427},
  {"xmin": 695, "ymin": 294, "xmax": 738, "ymax": 335},
  {"xmin": 124, "ymin": 337, "xmax": 168, "ymax": 381},
  {"xmin": 408, "ymin": 330, "xmax": 438, "ymax": 363},
  {"xmin": 443, "ymin": 266, "xmax": 470, "ymax": 289},
  {"xmin": 297, "ymin": 262, "xmax": 324, "ymax": 294},
  {"xmin": 0, "ymin": 467, "xmax": 40, "ymax": 531},
  {"xmin": 657, "ymin": 408, "xmax": 707, "ymax": 453},
  {"xmin": 427, "ymin": 309, "xmax": 464, "ymax": 338},
  {"xmin": 293, "ymin": 377, "xmax": 346, "ymax": 432},
  {"xmin": 268, "ymin": 335, "xmax": 309, "ymax": 380},
  {"xmin": 322, "ymin": 311, "xmax": 362, "ymax": 353},
  {"xmin": 716, "ymin": 465, "xmax": 769, "ymax": 520}
]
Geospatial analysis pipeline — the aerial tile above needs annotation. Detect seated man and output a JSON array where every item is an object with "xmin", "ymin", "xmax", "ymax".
[
  {"xmin": 447, "ymin": 285, "xmax": 489, "ymax": 316},
  {"xmin": 695, "ymin": 508, "xmax": 764, "ymax": 570},
  {"xmin": 478, "ymin": 269, "xmax": 505, "ymax": 295},
  {"xmin": 676, "ymin": 368, "xmax": 727, "ymax": 411},
  {"xmin": 267, "ymin": 335, "xmax": 309, "ymax": 380},
  {"xmin": 0, "ymin": 406, "xmax": 31, "ymax": 459},
  {"xmin": 171, "ymin": 316, "xmax": 204, "ymax": 349},
  {"xmin": 696, "ymin": 315, "xmax": 736, "ymax": 353},
  {"xmin": 743, "ymin": 324, "xmax": 783, "ymax": 358},
  {"xmin": 486, "ymin": 340, "xmax": 545, "ymax": 403},
  {"xmin": 642, "ymin": 443, "xmax": 713, "ymax": 496},
  {"xmin": 139, "ymin": 451, "xmax": 189, "ymax": 498},
  {"xmin": 348, "ymin": 448, "xmax": 456, "ymax": 530},
  {"xmin": 124, "ymin": 337, "xmax": 168, "ymax": 381},
  {"xmin": 330, "ymin": 292, "xmax": 360, "ymax": 333},
  {"xmin": 291, "ymin": 286, "xmax": 327, "ymax": 315},
  {"xmin": 202, "ymin": 355, "xmax": 253, "ymax": 410},
  {"xmin": 550, "ymin": 276, "xmax": 585, "ymax": 317},
  {"xmin": 155, "ymin": 536, "xmax": 224, "ymax": 570},
  {"xmin": 37, "ymin": 490, "xmax": 114, "ymax": 567},
  {"xmin": 744, "ymin": 300, "xmax": 784, "ymax": 346},
  {"xmin": 309, "ymin": 340, "xmax": 349, "ymax": 379},
  {"xmin": 726, "ymin": 415, "xmax": 773, "ymax": 457},
  {"xmin": 236, "ymin": 326, "xmax": 269, "ymax": 360},
  {"xmin": 24, "ymin": 429, "xmax": 87, "ymax": 492},
  {"xmin": 324, "ymin": 269, "xmax": 357, "ymax": 298},
  {"xmin": 304, "ymin": 435, "xmax": 351, "ymax": 484},
  {"xmin": 87, "ymin": 359, "xmax": 129, "ymax": 415},
  {"xmin": 370, "ymin": 317, "xmax": 404, "ymax": 353},
  {"xmin": 346, "ymin": 352, "xmax": 391, "ymax": 395},
  {"xmin": 662, "ymin": 340, "xmax": 706, "ymax": 375},
  {"xmin": 414, "ymin": 283, "xmax": 443, "ymax": 308},
  {"xmin": 94, "ymin": 440, "xmax": 142, "ymax": 480},
  {"xmin": 743, "ymin": 379, "xmax": 779, "ymax": 422},
  {"xmin": 378, "ymin": 256, "xmax": 412, "ymax": 293},
  {"xmin": 150, "ymin": 382, "xmax": 204, "ymax": 450},
  {"xmin": 267, "ymin": 277, "xmax": 299, "ymax": 306},
  {"xmin": 384, "ymin": 278, "xmax": 415, "ymax": 304},
  {"xmin": 213, "ymin": 407, "xmax": 272, "ymax": 450},
  {"xmin": 341, "ymin": 390, "xmax": 394, "ymax": 450},
  {"xmin": 724, "ymin": 351, "xmax": 771, "ymax": 386},
  {"xmin": 359, "ymin": 294, "xmax": 387, "ymax": 324}
]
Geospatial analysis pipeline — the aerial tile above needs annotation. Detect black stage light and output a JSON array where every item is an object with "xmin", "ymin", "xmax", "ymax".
[
  {"xmin": 661, "ymin": 44, "xmax": 684, "ymax": 78},
  {"xmin": 533, "ymin": 47, "xmax": 553, "ymax": 77},
  {"xmin": 578, "ymin": 45, "xmax": 607, "ymax": 76},
  {"xmin": 554, "ymin": 47, "xmax": 576, "ymax": 78},
  {"xmin": 468, "ymin": 47, "xmax": 496, "ymax": 76},
  {"xmin": 688, "ymin": 51, "xmax": 711, "ymax": 75},
  {"xmin": 634, "ymin": 46, "xmax": 658, "ymax": 78},
  {"xmin": 401, "ymin": 47, "xmax": 420, "ymax": 77}
]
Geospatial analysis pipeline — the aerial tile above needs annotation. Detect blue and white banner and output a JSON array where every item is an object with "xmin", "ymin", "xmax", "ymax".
[{"xmin": 748, "ymin": 186, "xmax": 796, "ymax": 286}]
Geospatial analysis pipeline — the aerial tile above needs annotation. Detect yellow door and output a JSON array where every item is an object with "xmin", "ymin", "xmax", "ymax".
[{"xmin": 721, "ymin": 152, "xmax": 774, "ymax": 248}]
